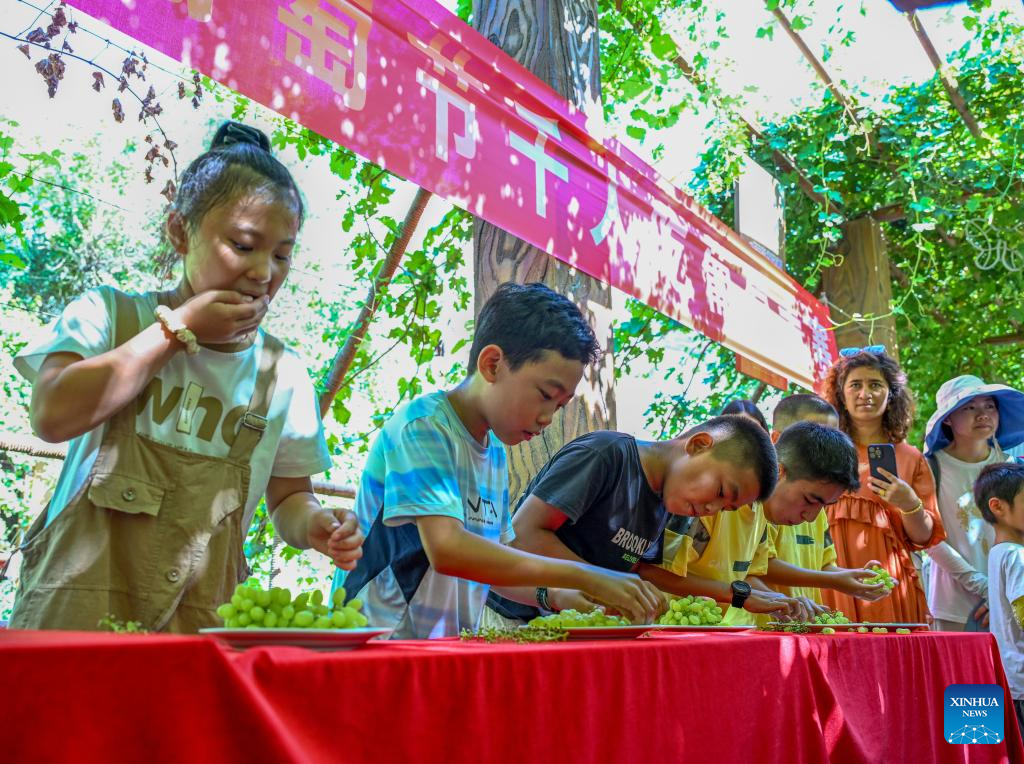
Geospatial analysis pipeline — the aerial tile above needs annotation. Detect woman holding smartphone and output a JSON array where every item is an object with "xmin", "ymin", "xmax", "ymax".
[{"xmin": 820, "ymin": 347, "xmax": 945, "ymax": 623}]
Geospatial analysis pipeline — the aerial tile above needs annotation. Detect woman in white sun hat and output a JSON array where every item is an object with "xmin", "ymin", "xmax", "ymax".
[{"xmin": 924, "ymin": 375, "xmax": 1024, "ymax": 632}]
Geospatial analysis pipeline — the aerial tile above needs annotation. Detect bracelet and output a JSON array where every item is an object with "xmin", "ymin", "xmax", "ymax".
[
  {"xmin": 899, "ymin": 500, "xmax": 924, "ymax": 516},
  {"xmin": 154, "ymin": 304, "xmax": 199, "ymax": 355},
  {"xmin": 535, "ymin": 587, "xmax": 552, "ymax": 611}
]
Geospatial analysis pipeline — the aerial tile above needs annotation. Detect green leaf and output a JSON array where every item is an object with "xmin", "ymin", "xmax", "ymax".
[
  {"xmin": 791, "ymin": 15, "xmax": 810, "ymax": 31},
  {"xmin": 0, "ymin": 250, "xmax": 26, "ymax": 268},
  {"xmin": 650, "ymin": 34, "xmax": 678, "ymax": 61},
  {"xmin": 626, "ymin": 125, "xmax": 647, "ymax": 141}
]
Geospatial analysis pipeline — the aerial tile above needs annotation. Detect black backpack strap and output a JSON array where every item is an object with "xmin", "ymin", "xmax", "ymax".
[{"xmin": 925, "ymin": 452, "xmax": 941, "ymax": 494}]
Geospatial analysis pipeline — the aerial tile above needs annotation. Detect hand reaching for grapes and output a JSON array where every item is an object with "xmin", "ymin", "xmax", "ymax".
[
  {"xmin": 579, "ymin": 567, "xmax": 666, "ymax": 624},
  {"xmin": 830, "ymin": 561, "xmax": 889, "ymax": 601},
  {"xmin": 743, "ymin": 589, "xmax": 800, "ymax": 619},
  {"xmin": 794, "ymin": 596, "xmax": 829, "ymax": 621},
  {"xmin": 547, "ymin": 588, "xmax": 601, "ymax": 614},
  {"xmin": 308, "ymin": 508, "xmax": 364, "ymax": 570}
]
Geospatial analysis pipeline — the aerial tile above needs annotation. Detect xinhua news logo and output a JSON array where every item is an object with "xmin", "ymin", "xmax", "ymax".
[{"xmin": 944, "ymin": 684, "xmax": 1005, "ymax": 744}]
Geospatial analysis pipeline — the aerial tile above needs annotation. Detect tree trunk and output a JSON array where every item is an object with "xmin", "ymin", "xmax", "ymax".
[
  {"xmin": 822, "ymin": 217, "xmax": 900, "ymax": 359},
  {"xmin": 472, "ymin": 0, "xmax": 614, "ymax": 505}
]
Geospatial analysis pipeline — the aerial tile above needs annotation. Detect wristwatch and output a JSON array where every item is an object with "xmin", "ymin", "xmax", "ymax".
[{"xmin": 730, "ymin": 580, "xmax": 752, "ymax": 609}]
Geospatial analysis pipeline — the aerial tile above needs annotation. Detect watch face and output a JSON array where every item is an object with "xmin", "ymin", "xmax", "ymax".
[{"xmin": 732, "ymin": 580, "xmax": 752, "ymax": 596}]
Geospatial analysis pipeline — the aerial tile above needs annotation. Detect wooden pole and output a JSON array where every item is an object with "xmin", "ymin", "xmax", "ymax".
[
  {"xmin": 473, "ymin": 0, "xmax": 615, "ymax": 505},
  {"xmin": 318, "ymin": 186, "xmax": 433, "ymax": 418},
  {"xmin": 770, "ymin": 7, "xmax": 876, "ymax": 151},
  {"xmin": 906, "ymin": 11, "xmax": 983, "ymax": 140}
]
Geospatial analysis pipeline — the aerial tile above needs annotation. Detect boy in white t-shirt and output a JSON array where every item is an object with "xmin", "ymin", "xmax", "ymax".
[{"xmin": 977, "ymin": 462, "xmax": 1024, "ymax": 734}]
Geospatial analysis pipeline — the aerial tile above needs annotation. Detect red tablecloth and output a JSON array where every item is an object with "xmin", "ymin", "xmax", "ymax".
[{"xmin": 4, "ymin": 629, "xmax": 1022, "ymax": 763}]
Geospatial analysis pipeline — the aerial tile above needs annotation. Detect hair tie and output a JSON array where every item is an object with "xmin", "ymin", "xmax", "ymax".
[{"xmin": 213, "ymin": 122, "xmax": 271, "ymax": 152}]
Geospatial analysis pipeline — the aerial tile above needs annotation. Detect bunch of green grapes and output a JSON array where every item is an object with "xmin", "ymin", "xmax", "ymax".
[
  {"xmin": 864, "ymin": 566, "xmax": 898, "ymax": 592},
  {"xmin": 460, "ymin": 627, "xmax": 568, "ymax": 644},
  {"xmin": 759, "ymin": 621, "xmax": 810, "ymax": 633},
  {"xmin": 657, "ymin": 596, "xmax": 724, "ymax": 626},
  {"xmin": 528, "ymin": 609, "xmax": 631, "ymax": 629},
  {"xmin": 813, "ymin": 610, "xmax": 851, "ymax": 625},
  {"xmin": 215, "ymin": 580, "xmax": 369, "ymax": 630}
]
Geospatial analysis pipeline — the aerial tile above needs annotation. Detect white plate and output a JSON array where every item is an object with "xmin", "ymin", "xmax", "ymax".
[
  {"xmin": 526, "ymin": 624, "xmax": 754, "ymax": 640},
  {"xmin": 199, "ymin": 626, "xmax": 392, "ymax": 650},
  {"xmin": 767, "ymin": 622, "xmax": 929, "ymax": 632}
]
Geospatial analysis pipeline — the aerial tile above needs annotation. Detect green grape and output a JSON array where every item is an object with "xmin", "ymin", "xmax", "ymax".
[
  {"xmin": 249, "ymin": 606, "xmax": 266, "ymax": 623},
  {"xmin": 224, "ymin": 617, "xmax": 239, "ymax": 628},
  {"xmin": 872, "ymin": 627, "xmax": 888, "ymax": 633},
  {"xmin": 896, "ymin": 628, "xmax": 911, "ymax": 634},
  {"xmin": 238, "ymin": 597, "xmax": 255, "ymax": 613},
  {"xmin": 293, "ymin": 610, "xmax": 315, "ymax": 628},
  {"xmin": 254, "ymin": 589, "xmax": 272, "ymax": 608},
  {"xmin": 294, "ymin": 592, "xmax": 310, "ymax": 610},
  {"xmin": 237, "ymin": 613, "xmax": 252, "ymax": 627},
  {"xmin": 273, "ymin": 588, "xmax": 292, "ymax": 607},
  {"xmin": 217, "ymin": 603, "xmax": 237, "ymax": 620},
  {"xmin": 332, "ymin": 587, "xmax": 347, "ymax": 609},
  {"xmin": 281, "ymin": 605, "xmax": 295, "ymax": 621},
  {"xmin": 263, "ymin": 611, "xmax": 278, "ymax": 628},
  {"xmin": 821, "ymin": 627, "xmax": 836, "ymax": 635},
  {"xmin": 310, "ymin": 590, "xmax": 324, "ymax": 607},
  {"xmin": 347, "ymin": 598, "xmax": 363, "ymax": 612},
  {"xmin": 331, "ymin": 611, "xmax": 348, "ymax": 628},
  {"xmin": 313, "ymin": 616, "xmax": 332, "ymax": 629},
  {"xmin": 353, "ymin": 612, "xmax": 368, "ymax": 627},
  {"xmin": 528, "ymin": 609, "xmax": 631, "ymax": 629}
]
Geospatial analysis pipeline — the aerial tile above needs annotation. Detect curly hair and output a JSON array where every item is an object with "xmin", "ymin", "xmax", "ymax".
[{"xmin": 822, "ymin": 350, "xmax": 915, "ymax": 443}]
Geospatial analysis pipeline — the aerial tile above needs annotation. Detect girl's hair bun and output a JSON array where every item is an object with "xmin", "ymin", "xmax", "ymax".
[{"xmin": 211, "ymin": 121, "xmax": 272, "ymax": 152}]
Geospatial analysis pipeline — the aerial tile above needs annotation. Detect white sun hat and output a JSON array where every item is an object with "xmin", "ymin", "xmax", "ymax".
[{"xmin": 924, "ymin": 375, "xmax": 1024, "ymax": 455}]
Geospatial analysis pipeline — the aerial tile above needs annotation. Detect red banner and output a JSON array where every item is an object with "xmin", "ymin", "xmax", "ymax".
[{"xmin": 67, "ymin": 0, "xmax": 837, "ymax": 390}]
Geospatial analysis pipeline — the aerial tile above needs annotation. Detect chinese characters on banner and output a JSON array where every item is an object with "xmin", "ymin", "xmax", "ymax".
[{"xmin": 71, "ymin": 0, "xmax": 837, "ymax": 390}]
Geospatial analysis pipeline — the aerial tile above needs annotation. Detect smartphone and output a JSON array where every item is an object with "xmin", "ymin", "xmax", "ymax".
[{"xmin": 868, "ymin": 443, "xmax": 898, "ymax": 482}]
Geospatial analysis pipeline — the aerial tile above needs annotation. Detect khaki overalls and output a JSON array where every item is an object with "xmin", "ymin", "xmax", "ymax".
[{"xmin": 9, "ymin": 290, "xmax": 283, "ymax": 633}]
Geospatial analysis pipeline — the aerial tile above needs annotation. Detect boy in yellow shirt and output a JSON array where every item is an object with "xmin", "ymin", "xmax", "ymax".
[
  {"xmin": 763, "ymin": 395, "xmax": 849, "ymax": 605},
  {"xmin": 641, "ymin": 414, "xmax": 883, "ymax": 623},
  {"xmin": 758, "ymin": 395, "xmax": 889, "ymax": 611}
]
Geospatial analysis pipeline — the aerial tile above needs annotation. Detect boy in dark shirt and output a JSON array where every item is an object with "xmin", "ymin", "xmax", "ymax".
[{"xmin": 486, "ymin": 415, "xmax": 790, "ymax": 622}]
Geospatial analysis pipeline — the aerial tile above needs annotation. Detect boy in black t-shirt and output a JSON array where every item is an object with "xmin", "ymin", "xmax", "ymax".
[{"xmin": 486, "ymin": 415, "xmax": 789, "ymax": 622}]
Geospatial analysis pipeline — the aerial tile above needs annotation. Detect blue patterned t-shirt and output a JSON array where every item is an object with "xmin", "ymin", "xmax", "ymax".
[{"xmin": 332, "ymin": 391, "xmax": 512, "ymax": 638}]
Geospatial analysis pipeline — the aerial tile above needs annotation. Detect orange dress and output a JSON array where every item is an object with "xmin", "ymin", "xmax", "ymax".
[{"xmin": 822, "ymin": 442, "xmax": 946, "ymax": 623}]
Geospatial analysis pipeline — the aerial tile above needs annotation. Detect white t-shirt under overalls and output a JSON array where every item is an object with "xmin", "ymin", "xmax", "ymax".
[{"xmin": 15, "ymin": 286, "xmax": 332, "ymax": 531}]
